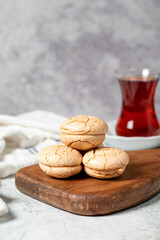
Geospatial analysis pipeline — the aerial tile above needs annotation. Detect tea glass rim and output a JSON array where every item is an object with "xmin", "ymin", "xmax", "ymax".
[{"xmin": 116, "ymin": 68, "xmax": 160, "ymax": 81}]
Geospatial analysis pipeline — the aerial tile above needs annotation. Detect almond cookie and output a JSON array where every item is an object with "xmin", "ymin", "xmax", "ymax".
[
  {"xmin": 38, "ymin": 145, "xmax": 82, "ymax": 178},
  {"xmin": 60, "ymin": 115, "xmax": 108, "ymax": 150},
  {"xmin": 83, "ymin": 147, "xmax": 129, "ymax": 179}
]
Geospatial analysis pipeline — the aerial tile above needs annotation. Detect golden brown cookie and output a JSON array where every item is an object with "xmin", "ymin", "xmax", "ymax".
[
  {"xmin": 38, "ymin": 145, "xmax": 82, "ymax": 178},
  {"xmin": 60, "ymin": 115, "xmax": 108, "ymax": 150},
  {"xmin": 83, "ymin": 147, "xmax": 129, "ymax": 179}
]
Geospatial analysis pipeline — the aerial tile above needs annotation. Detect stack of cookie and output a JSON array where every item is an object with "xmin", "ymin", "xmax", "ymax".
[{"xmin": 38, "ymin": 115, "xmax": 129, "ymax": 179}]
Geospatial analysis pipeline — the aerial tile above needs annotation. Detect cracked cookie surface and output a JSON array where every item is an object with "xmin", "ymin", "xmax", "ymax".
[
  {"xmin": 60, "ymin": 134, "xmax": 105, "ymax": 150},
  {"xmin": 84, "ymin": 166, "xmax": 126, "ymax": 179},
  {"xmin": 60, "ymin": 115, "xmax": 108, "ymax": 135},
  {"xmin": 39, "ymin": 163, "xmax": 82, "ymax": 178},
  {"xmin": 60, "ymin": 115, "xmax": 108, "ymax": 150},
  {"xmin": 83, "ymin": 147, "xmax": 129, "ymax": 179},
  {"xmin": 38, "ymin": 145, "xmax": 82, "ymax": 166},
  {"xmin": 37, "ymin": 145, "xmax": 82, "ymax": 178}
]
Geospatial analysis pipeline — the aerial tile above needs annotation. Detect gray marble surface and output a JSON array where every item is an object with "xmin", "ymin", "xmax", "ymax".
[
  {"xmin": 0, "ymin": 0, "xmax": 160, "ymax": 120},
  {"xmin": 0, "ymin": 176, "xmax": 160, "ymax": 240}
]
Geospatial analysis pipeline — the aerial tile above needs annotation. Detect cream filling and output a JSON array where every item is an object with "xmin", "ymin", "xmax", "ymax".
[
  {"xmin": 39, "ymin": 161, "xmax": 80, "ymax": 168},
  {"xmin": 85, "ymin": 166, "xmax": 126, "ymax": 176}
]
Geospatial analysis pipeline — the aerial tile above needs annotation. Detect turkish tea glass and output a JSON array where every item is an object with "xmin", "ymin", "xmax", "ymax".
[{"xmin": 116, "ymin": 69, "xmax": 160, "ymax": 137}]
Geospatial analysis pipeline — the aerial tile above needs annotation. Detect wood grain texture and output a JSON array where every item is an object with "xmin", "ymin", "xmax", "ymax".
[{"xmin": 15, "ymin": 148, "xmax": 160, "ymax": 216}]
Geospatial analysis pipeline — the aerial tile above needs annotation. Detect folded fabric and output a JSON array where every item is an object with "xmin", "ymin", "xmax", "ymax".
[
  {"xmin": 0, "ymin": 195, "xmax": 8, "ymax": 216},
  {"xmin": 0, "ymin": 110, "xmax": 66, "ymax": 216}
]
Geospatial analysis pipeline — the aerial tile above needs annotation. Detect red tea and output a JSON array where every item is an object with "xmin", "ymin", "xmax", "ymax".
[{"xmin": 116, "ymin": 76, "xmax": 159, "ymax": 137}]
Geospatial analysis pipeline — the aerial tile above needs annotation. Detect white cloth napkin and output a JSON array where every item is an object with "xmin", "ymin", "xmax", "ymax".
[{"xmin": 0, "ymin": 110, "xmax": 66, "ymax": 216}]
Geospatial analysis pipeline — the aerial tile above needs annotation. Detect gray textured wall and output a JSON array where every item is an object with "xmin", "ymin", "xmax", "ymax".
[{"xmin": 0, "ymin": 0, "xmax": 160, "ymax": 120}]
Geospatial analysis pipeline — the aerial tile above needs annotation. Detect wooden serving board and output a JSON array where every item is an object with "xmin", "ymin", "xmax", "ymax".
[{"xmin": 15, "ymin": 149, "xmax": 160, "ymax": 216}]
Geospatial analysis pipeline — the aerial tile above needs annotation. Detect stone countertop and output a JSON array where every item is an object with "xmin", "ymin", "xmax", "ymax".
[{"xmin": 0, "ymin": 176, "xmax": 160, "ymax": 240}]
